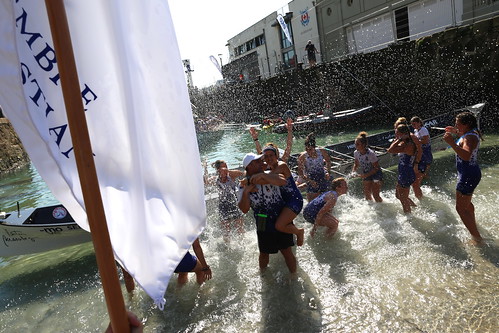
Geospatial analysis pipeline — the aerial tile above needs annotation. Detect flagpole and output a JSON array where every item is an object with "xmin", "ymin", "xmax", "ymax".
[{"xmin": 44, "ymin": 1, "xmax": 129, "ymax": 332}]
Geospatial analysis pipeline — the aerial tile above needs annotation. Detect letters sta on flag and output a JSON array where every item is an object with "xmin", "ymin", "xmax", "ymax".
[{"xmin": 0, "ymin": 0, "xmax": 206, "ymax": 308}]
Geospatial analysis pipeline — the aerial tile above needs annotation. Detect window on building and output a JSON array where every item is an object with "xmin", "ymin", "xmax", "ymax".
[
  {"xmin": 282, "ymin": 49, "xmax": 296, "ymax": 69},
  {"xmin": 255, "ymin": 34, "xmax": 265, "ymax": 47},
  {"xmin": 280, "ymin": 21, "xmax": 293, "ymax": 48},
  {"xmin": 394, "ymin": 7, "xmax": 409, "ymax": 41}
]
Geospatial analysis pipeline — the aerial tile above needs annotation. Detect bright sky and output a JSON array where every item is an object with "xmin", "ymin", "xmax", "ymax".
[{"xmin": 168, "ymin": 0, "xmax": 289, "ymax": 88}]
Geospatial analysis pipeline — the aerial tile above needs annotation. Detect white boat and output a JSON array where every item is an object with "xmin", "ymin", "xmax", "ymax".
[{"xmin": 0, "ymin": 204, "xmax": 91, "ymax": 257}]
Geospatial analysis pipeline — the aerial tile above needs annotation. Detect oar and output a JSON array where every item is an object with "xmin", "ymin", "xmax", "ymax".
[{"xmin": 431, "ymin": 127, "xmax": 447, "ymax": 131}]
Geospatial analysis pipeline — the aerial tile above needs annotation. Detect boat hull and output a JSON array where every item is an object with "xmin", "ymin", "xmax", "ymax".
[{"xmin": 0, "ymin": 205, "xmax": 91, "ymax": 257}]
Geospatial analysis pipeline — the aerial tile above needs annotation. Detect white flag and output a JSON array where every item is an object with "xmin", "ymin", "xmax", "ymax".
[
  {"xmin": 277, "ymin": 14, "xmax": 292, "ymax": 45},
  {"xmin": 0, "ymin": 0, "xmax": 206, "ymax": 308},
  {"xmin": 209, "ymin": 55, "xmax": 222, "ymax": 74}
]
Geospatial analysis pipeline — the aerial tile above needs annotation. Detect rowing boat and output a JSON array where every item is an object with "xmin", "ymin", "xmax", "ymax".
[
  {"xmin": 273, "ymin": 106, "xmax": 374, "ymax": 134},
  {"xmin": 287, "ymin": 103, "xmax": 485, "ymax": 177},
  {"xmin": 0, "ymin": 204, "xmax": 91, "ymax": 257}
]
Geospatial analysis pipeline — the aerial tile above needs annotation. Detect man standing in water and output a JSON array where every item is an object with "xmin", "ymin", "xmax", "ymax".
[{"xmin": 238, "ymin": 153, "xmax": 297, "ymax": 273}]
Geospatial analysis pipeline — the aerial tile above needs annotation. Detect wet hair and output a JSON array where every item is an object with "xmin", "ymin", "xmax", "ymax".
[
  {"xmin": 212, "ymin": 159, "xmax": 226, "ymax": 170},
  {"xmin": 456, "ymin": 111, "xmax": 483, "ymax": 140},
  {"xmin": 396, "ymin": 123, "xmax": 411, "ymax": 135},
  {"xmin": 394, "ymin": 117, "xmax": 407, "ymax": 129},
  {"xmin": 305, "ymin": 132, "xmax": 316, "ymax": 147},
  {"xmin": 331, "ymin": 177, "xmax": 346, "ymax": 191},
  {"xmin": 410, "ymin": 116, "xmax": 422, "ymax": 124},
  {"xmin": 263, "ymin": 142, "xmax": 280, "ymax": 158},
  {"xmin": 355, "ymin": 131, "xmax": 368, "ymax": 146}
]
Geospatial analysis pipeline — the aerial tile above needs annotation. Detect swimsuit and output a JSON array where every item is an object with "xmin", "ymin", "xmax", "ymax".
[
  {"xmin": 354, "ymin": 148, "xmax": 383, "ymax": 182},
  {"xmin": 280, "ymin": 175, "xmax": 304, "ymax": 214},
  {"xmin": 217, "ymin": 175, "xmax": 243, "ymax": 221},
  {"xmin": 303, "ymin": 191, "xmax": 338, "ymax": 224},
  {"xmin": 456, "ymin": 132, "xmax": 481, "ymax": 195},
  {"xmin": 174, "ymin": 251, "xmax": 197, "ymax": 273},
  {"xmin": 414, "ymin": 127, "xmax": 433, "ymax": 173},
  {"xmin": 304, "ymin": 148, "xmax": 330, "ymax": 193},
  {"xmin": 397, "ymin": 152, "xmax": 416, "ymax": 188}
]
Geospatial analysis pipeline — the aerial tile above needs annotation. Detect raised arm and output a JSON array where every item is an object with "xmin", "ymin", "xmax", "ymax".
[
  {"xmin": 249, "ymin": 127, "xmax": 262, "ymax": 154},
  {"xmin": 281, "ymin": 118, "xmax": 293, "ymax": 162},
  {"xmin": 444, "ymin": 132, "xmax": 478, "ymax": 161}
]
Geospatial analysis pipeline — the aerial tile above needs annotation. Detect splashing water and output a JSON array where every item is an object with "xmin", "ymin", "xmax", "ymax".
[{"xmin": 0, "ymin": 129, "xmax": 497, "ymax": 332}]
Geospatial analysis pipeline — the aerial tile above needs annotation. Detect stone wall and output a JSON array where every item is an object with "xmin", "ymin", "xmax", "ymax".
[
  {"xmin": 0, "ymin": 118, "xmax": 30, "ymax": 173},
  {"xmin": 190, "ymin": 15, "xmax": 499, "ymax": 130}
]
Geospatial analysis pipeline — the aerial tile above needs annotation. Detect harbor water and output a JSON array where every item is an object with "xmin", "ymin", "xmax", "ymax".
[{"xmin": 0, "ymin": 128, "xmax": 498, "ymax": 332}]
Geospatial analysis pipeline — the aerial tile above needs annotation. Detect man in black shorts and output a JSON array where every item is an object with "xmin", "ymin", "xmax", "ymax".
[{"xmin": 238, "ymin": 153, "xmax": 297, "ymax": 273}]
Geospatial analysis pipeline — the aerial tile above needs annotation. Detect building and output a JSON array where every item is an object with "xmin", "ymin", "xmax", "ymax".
[{"xmin": 224, "ymin": 0, "xmax": 498, "ymax": 80}]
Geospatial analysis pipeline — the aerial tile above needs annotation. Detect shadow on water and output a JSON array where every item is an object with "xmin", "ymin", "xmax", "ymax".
[
  {"xmin": 0, "ymin": 250, "xmax": 99, "ymax": 311},
  {"xmin": 259, "ymin": 266, "xmax": 323, "ymax": 333},
  {"xmin": 406, "ymin": 212, "xmax": 471, "ymax": 265},
  {"xmin": 155, "ymin": 240, "xmax": 250, "ymax": 332},
  {"xmin": 477, "ymin": 236, "xmax": 499, "ymax": 268},
  {"xmin": 371, "ymin": 201, "xmax": 408, "ymax": 245},
  {"xmin": 308, "ymin": 234, "xmax": 366, "ymax": 287}
]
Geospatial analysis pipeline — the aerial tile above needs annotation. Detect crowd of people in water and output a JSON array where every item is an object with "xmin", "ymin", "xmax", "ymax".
[
  {"xmin": 200, "ymin": 110, "xmax": 484, "ymax": 276},
  {"xmin": 115, "ymin": 111, "xmax": 483, "ymax": 332}
]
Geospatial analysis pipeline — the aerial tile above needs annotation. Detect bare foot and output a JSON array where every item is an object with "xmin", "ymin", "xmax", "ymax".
[
  {"xmin": 468, "ymin": 236, "xmax": 484, "ymax": 246},
  {"xmin": 123, "ymin": 269, "xmax": 135, "ymax": 292},
  {"xmin": 297, "ymin": 228, "xmax": 305, "ymax": 246}
]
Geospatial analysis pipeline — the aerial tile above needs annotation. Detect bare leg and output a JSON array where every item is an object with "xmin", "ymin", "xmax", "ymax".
[
  {"xmin": 259, "ymin": 252, "xmax": 270, "ymax": 270},
  {"xmin": 372, "ymin": 181, "xmax": 383, "ymax": 202},
  {"xmin": 121, "ymin": 266, "xmax": 135, "ymax": 292},
  {"xmin": 177, "ymin": 273, "xmax": 188, "ymax": 285},
  {"xmin": 363, "ymin": 181, "xmax": 373, "ymax": 201},
  {"xmin": 234, "ymin": 217, "xmax": 245, "ymax": 235},
  {"xmin": 275, "ymin": 207, "xmax": 304, "ymax": 246},
  {"xmin": 279, "ymin": 247, "xmax": 297, "ymax": 273},
  {"xmin": 412, "ymin": 171, "xmax": 424, "ymax": 200},
  {"xmin": 455, "ymin": 191, "xmax": 482, "ymax": 243},
  {"xmin": 397, "ymin": 185, "xmax": 412, "ymax": 213},
  {"xmin": 318, "ymin": 214, "xmax": 339, "ymax": 238}
]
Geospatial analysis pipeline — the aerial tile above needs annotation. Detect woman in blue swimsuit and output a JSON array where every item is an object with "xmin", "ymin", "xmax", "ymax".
[
  {"xmin": 303, "ymin": 178, "xmax": 348, "ymax": 237},
  {"xmin": 443, "ymin": 111, "xmax": 483, "ymax": 244},
  {"xmin": 387, "ymin": 124, "xmax": 417, "ymax": 213},
  {"xmin": 297, "ymin": 133, "xmax": 332, "ymax": 201}
]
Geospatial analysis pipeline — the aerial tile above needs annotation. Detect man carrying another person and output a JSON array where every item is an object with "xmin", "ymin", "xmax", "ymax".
[{"xmin": 238, "ymin": 153, "xmax": 297, "ymax": 273}]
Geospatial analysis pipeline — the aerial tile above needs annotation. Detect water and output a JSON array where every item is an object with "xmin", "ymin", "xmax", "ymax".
[{"xmin": 1, "ymin": 129, "xmax": 498, "ymax": 332}]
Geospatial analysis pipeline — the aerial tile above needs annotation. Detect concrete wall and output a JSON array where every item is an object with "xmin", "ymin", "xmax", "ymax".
[{"xmin": 189, "ymin": 15, "xmax": 499, "ymax": 130}]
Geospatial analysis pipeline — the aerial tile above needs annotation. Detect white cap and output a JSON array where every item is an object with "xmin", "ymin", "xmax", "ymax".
[{"xmin": 242, "ymin": 153, "xmax": 263, "ymax": 169}]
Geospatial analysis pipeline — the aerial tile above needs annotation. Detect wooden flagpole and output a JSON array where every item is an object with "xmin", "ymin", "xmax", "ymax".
[{"xmin": 44, "ymin": 1, "xmax": 129, "ymax": 332}]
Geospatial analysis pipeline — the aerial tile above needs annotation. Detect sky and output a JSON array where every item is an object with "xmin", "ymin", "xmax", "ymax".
[{"xmin": 168, "ymin": 0, "xmax": 290, "ymax": 88}]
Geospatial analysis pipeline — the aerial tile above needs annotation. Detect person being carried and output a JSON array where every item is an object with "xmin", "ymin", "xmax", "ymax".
[
  {"xmin": 204, "ymin": 160, "xmax": 245, "ymax": 241},
  {"xmin": 352, "ymin": 131, "xmax": 383, "ymax": 202},
  {"xmin": 238, "ymin": 153, "xmax": 297, "ymax": 273},
  {"xmin": 303, "ymin": 177, "xmax": 348, "ymax": 238},
  {"xmin": 175, "ymin": 237, "xmax": 212, "ymax": 285},
  {"xmin": 387, "ymin": 124, "xmax": 417, "ymax": 213},
  {"xmin": 443, "ymin": 111, "xmax": 483, "ymax": 244}
]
